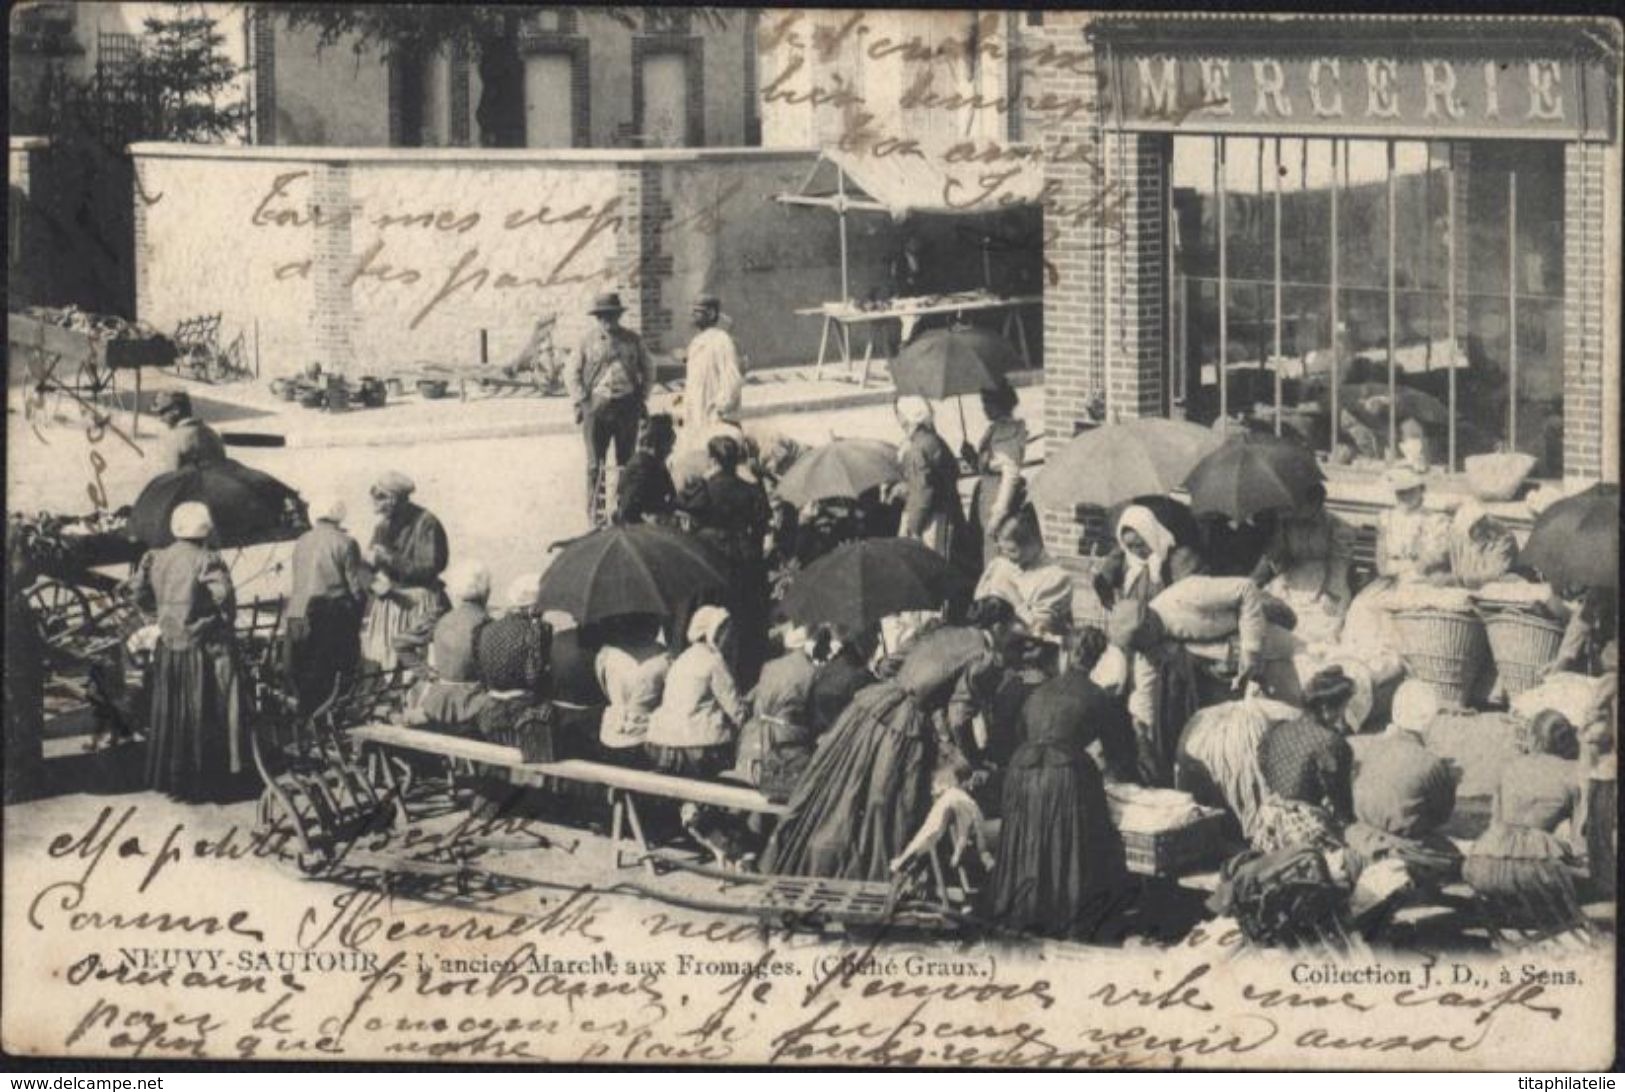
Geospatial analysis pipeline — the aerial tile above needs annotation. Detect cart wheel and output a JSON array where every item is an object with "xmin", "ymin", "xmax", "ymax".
[{"xmin": 28, "ymin": 580, "xmax": 93, "ymax": 643}]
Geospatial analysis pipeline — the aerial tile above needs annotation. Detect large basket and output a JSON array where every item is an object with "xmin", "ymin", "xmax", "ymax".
[
  {"xmin": 1392, "ymin": 607, "xmax": 1489, "ymax": 707},
  {"xmin": 1120, "ymin": 808, "xmax": 1227, "ymax": 877},
  {"xmin": 1463, "ymin": 452, "xmax": 1537, "ymax": 502},
  {"xmin": 1481, "ymin": 609, "xmax": 1566, "ymax": 699}
]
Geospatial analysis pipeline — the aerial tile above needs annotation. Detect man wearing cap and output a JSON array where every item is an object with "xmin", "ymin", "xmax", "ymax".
[
  {"xmin": 284, "ymin": 494, "xmax": 369, "ymax": 714},
  {"xmin": 676, "ymin": 293, "xmax": 744, "ymax": 455},
  {"xmin": 566, "ymin": 292, "xmax": 655, "ymax": 521},
  {"xmin": 153, "ymin": 390, "xmax": 227, "ymax": 473}
]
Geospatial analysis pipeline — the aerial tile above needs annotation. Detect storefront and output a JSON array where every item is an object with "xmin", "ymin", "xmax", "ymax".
[{"xmin": 1038, "ymin": 14, "xmax": 1618, "ymax": 539}]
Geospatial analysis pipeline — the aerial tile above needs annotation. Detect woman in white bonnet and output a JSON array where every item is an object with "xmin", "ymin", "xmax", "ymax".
[
  {"xmin": 645, "ymin": 605, "xmax": 746, "ymax": 778},
  {"xmin": 130, "ymin": 501, "xmax": 248, "ymax": 802}
]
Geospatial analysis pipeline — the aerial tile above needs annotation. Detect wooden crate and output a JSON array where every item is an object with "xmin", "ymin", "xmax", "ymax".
[{"xmin": 1120, "ymin": 809, "xmax": 1227, "ymax": 877}]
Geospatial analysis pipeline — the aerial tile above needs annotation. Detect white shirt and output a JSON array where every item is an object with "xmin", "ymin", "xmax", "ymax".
[
  {"xmin": 595, "ymin": 643, "xmax": 672, "ymax": 749},
  {"xmin": 680, "ymin": 326, "xmax": 744, "ymax": 448}
]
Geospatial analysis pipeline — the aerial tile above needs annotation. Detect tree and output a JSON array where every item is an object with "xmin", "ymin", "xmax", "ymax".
[{"xmin": 273, "ymin": 4, "xmax": 734, "ymax": 147}]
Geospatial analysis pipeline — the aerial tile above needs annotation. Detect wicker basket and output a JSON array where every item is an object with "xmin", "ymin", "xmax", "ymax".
[
  {"xmin": 1120, "ymin": 808, "xmax": 1227, "ymax": 877},
  {"xmin": 1393, "ymin": 607, "xmax": 1489, "ymax": 707},
  {"xmin": 1481, "ymin": 609, "xmax": 1565, "ymax": 699}
]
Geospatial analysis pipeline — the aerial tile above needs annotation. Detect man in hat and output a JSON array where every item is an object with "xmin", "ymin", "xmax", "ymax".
[
  {"xmin": 284, "ymin": 493, "xmax": 369, "ymax": 714},
  {"xmin": 153, "ymin": 390, "xmax": 227, "ymax": 473},
  {"xmin": 566, "ymin": 292, "xmax": 655, "ymax": 522},
  {"xmin": 676, "ymin": 293, "xmax": 744, "ymax": 455}
]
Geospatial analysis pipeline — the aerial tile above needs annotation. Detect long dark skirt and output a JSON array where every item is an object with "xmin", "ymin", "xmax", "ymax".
[
  {"xmin": 984, "ymin": 747, "xmax": 1127, "ymax": 939},
  {"xmin": 760, "ymin": 681, "xmax": 935, "ymax": 882},
  {"xmin": 284, "ymin": 597, "xmax": 362, "ymax": 716},
  {"xmin": 147, "ymin": 639, "xmax": 248, "ymax": 803}
]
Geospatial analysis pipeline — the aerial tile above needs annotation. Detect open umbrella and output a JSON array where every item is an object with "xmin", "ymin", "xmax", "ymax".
[
  {"xmin": 1339, "ymin": 382, "xmax": 1450, "ymax": 426},
  {"xmin": 1520, "ymin": 483, "xmax": 1619, "ymax": 590},
  {"xmin": 129, "ymin": 460, "xmax": 306, "ymax": 548},
  {"xmin": 1183, "ymin": 433, "xmax": 1324, "ymax": 523},
  {"xmin": 890, "ymin": 326, "xmax": 1021, "ymax": 400},
  {"xmin": 1032, "ymin": 419, "xmax": 1222, "ymax": 510},
  {"xmin": 536, "ymin": 524, "xmax": 729, "ymax": 624},
  {"xmin": 779, "ymin": 537, "xmax": 962, "ymax": 633},
  {"xmin": 774, "ymin": 438, "xmax": 900, "ymax": 508}
]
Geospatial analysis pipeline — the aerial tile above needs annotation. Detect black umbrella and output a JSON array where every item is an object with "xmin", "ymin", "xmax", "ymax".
[
  {"xmin": 1183, "ymin": 434, "xmax": 1324, "ymax": 523},
  {"xmin": 779, "ymin": 537, "xmax": 961, "ymax": 633},
  {"xmin": 129, "ymin": 460, "xmax": 306, "ymax": 548},
  {"xmin": 890, "ymin": 326, "xmax": 1021, "ymax": 401},
  {"xmin": 536, "ymin": 524, "xmax": 730, "ymax": 624},
  {"xmin": 1521, "ymin": 483, "xmax": 1620, "ymax": 590}
]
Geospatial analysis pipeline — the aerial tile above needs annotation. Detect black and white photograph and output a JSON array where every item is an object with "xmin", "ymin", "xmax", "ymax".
[{"xmin": 3, "ymin": 3, "xmax": 1621, "ymax": 1071}]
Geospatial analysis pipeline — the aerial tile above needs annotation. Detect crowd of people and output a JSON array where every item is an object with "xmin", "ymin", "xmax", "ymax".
[{"xmin": 4, "ymin": 293, "xmax": 1616, "ymax": 950}]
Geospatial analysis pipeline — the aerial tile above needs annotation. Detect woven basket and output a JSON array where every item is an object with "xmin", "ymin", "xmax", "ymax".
[
  {"xmin": 1120, "ymin": 808, "xmax": 1227, "ymax": 877},
  {"xmin": 1481, "ymin": 609, "xmax": 1565, "ymax": 699},
  {"xmin": 1393, "ymin": 607, "xmax": 1489, "ymax": 707},
  {"xmin": 1464, "ymin": 452, "xmax": 1538, "ymax": 502}
]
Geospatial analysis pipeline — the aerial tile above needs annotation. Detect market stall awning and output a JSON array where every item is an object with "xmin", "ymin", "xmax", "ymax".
[{"xmin": 776, "ymin": 148, "xmax": 1043, "ymax": 218}]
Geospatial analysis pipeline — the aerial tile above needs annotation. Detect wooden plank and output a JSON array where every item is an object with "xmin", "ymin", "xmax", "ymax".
[{"xmin": 349, "ymin": 723, "xmax": 786, "ymax": 814}]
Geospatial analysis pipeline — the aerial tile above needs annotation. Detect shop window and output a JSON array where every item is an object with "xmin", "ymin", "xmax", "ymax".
[{"xmin": 1171, "ymin": 136, "xmax": 1565, "ymax": 477}]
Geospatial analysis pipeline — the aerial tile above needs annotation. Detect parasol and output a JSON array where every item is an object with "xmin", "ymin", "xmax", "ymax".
[
  {"xmin": 1032, "ymin": 419, "xmax": 1222, "ymax": 510},
  {"xmin": 778, "ymin": 537, "xmax": 963, "ymax": 633},
  {"xmin": 1520, "ymin": 483, "xmax": 1620, "ymax": 590},
  {"xmin": 1182, "ymin": 434, "xmax": 1324, "ymax": 523},
  {"xmin": 129, "ymin": 460, "xmax": 306, "ymax": 548},
  {"xmin": 536, "ymin": 524, "xmax": 730, "ymax": 624},
  {"xmin": 773, "ymin": 438, "xmax": 901, "ymax": 508},
  {"xmin": 890, "ymin": 326, "xmax": 1021, "ymax": 441}
]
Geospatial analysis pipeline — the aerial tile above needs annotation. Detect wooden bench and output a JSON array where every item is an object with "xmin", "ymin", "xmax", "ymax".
[{"xmin": 348, "ymin": 722, "xmax": 786, "ymax": 873}]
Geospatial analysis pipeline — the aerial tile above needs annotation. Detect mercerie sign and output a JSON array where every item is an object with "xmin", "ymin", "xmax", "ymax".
[{"xmin": 1100, "ymin": 43, "xmax": 1616, "ymax": 141}]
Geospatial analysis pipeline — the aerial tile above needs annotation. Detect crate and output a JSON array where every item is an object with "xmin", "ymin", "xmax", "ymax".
[{"xmin": 1120, "ymin": 808, "xmax": 1227, "ymax": 877}]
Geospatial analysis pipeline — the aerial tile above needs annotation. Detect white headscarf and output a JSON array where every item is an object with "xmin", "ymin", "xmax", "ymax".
[
  {"xmin": 309, "ymin": 493, "xmax": 347, "ymax": 526},
  {"xmin": 1390, "ymin": 679, "xmax": 1439, "ymax": 737},
  {"xmin": 169, "ymin": 501, "xmax": 213, "ymax": 542},
  {"xmin": 687, "ymin": 604, "xmax": 731, "ymax": 648},
  {"xmin": 896, "ymin": 396, "xmax": 934, "ymax": 433},
  {"xmin": 1116, "ymin": 505, "xmax": 1176, "ymax": 592},
  {"xmin": 504, "ymin": 572, "xmax": 542, "ymax": 612},
  {"xmin": 444, "ymin": 561, "xmax": 492, "ymax": 605}
]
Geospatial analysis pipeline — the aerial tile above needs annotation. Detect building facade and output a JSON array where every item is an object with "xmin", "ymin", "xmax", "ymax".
[
  {"xmin": 246, "ymin": 7, "xmax": 760, "ymax": 150},
  {"xmin": 1030, "ymin": 14, "xmax": 1620, "ymax": 569}
]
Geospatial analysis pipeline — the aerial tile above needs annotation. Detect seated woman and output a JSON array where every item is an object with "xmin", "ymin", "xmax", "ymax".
[
  {"xmin": 468, "ymin": 575, "xmax": 557, "ymax": 762},
  {"xmin": 985, "ymin": 628, "xmax": 1138, "ymax": 940},
  {"xmin": 974, "ymin": 510, "xmax": 1073, "ymax": 643},
  {"xmin": 1463, "ymin": 710, "xmax": 1588, "ymax": 929},
  {"xmin": 594, "ymin": 613, "xmax": 671, "ymax": 762},
  {"xmin": 762, "ymin": 601, "xmax": 1016, "ymax": 882},
  {"xmin": 1346, "ymin": 681, "xmax": 1462, "ymax": 891},
  {"xmin": 614, "ymin": 415, "xmax": 678, "ymax": 526},
  {"xmin": 1342, "ymin": 468, "xmax": 1450, "ymax": 671},
  {"xmin": 1250, "ymin": 666, "xmax": 1358, "ymax": 855},
  {"xmin": 407, "ymin": 562, "xmax": 493, "ymax": 730},
  {"xmin": 732, "ymin": 624, "xmax": 818, "ymax": 802},
  {"xmin": 645, "ymin": 606, "xmax": 747, "ymax": 779}
]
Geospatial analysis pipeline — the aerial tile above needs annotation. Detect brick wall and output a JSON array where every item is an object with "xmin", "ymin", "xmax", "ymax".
[
  {"xmin": 1563, "ymin": 140, "xmax": 1609, "ymax": 484},
  {"xmin": 128, "ymin": 145, "xmax": 832, "ymax": 378}
]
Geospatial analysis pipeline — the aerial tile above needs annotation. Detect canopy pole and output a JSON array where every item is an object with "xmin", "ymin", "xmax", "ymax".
[
  {"xmin": 1386, "ymin": 142, "xmax": 1397, "ymax": 463},
  {"xmin": 1217, "ymin": 137, "xmax": 1228, "ymax": 426},
  {"xmin": 1330, "ymin": 140, "xmax": 1340, "ymax": 459},
  {"xmin": 956, "ymin": 395, "xmax": 969, "ymax": 446},
  {"xmin": 1508, "ymin": 170, "xmax": 1518, "ymax": 454},
  {"xmin": 1446, "ymin": 144, "xmax": 1458, "ymax": 472},
  {"xmin": 837, "ymin": 166, "xmax": 850, "ymax": 302},
  {"xmin": 1273, "ymin": 137, "xmax": 1283, "ymax": 437}
]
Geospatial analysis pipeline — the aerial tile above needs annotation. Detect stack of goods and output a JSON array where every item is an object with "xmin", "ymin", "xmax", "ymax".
[
  {"xmin": 25, "ymin": 306, "xmax": 162, "ymax": 341},
  {"xmin": 1472, "ymin": 581, "xmax": 1565, "ymax": 699},
  {"xmin": 1389, "ymin": 584, "xmax": 1488, "ymax": 707},
  {"xmin": 1106, "ymin": 783, "xmax": 1226, "ymax": 876}
]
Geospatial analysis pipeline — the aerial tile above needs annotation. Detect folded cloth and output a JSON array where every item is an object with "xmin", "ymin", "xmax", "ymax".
[
  {"xmin": 1106, "ymin": 783, "xmax": 1203, "ymax": 833},
  {"xmin": 1511, "ymin": 672, "xmax": 1609, "ymax": 730}
]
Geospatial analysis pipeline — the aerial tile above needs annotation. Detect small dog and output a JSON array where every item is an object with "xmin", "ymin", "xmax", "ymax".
[{"xmin": 680, "ymin": 803, "xmax": 761, "ymax": 873}]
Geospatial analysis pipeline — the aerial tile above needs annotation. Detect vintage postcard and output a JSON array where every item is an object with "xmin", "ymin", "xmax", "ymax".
[{"xmin": 4, "ymin": 3, "xmax": 1620, "ymax": 1070}]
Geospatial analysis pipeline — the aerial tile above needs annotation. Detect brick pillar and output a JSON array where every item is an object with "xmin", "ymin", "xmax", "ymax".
[
  {"xmin": 615, "ymin": 164, "xmax": 671, "ymax": 353},
  {"xmin": 309, "ymin": 163, "xmax": 356, "ymax": 374},
  {"xmin": 1562, "ymin": 141, "xmax": 1608, "ymax": 484},
  {"xmin": 1103, "ymin": 130, "xmax": 1171, "ymax": 423}
]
